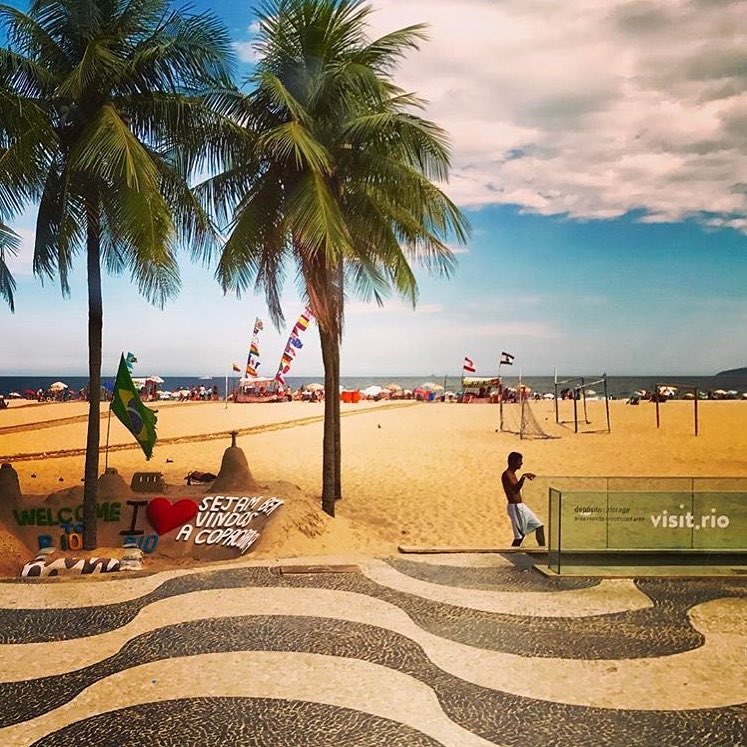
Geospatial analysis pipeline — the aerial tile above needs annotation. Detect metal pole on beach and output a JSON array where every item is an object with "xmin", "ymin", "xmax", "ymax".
[
  {"xmin": 655, "ymin": 383, "xmax": 660, "ymax": 429},
  {"xmin": 225, "ymin": 374, "xmax": 229, "ymax": 409},
  {"xmin": 554, "ymin": 367, "xmax": 559, "ymax": 425},
  {"xmin": 604, "ymin": 374, "xmax": 611, "ymax": 433},
  {"xmin": 104, "ymin": 404, "xmax": 112, "ymax": 470},
  {"xmin": 694, "ymin": 388, "xmax": 699, "ymax": 436}
]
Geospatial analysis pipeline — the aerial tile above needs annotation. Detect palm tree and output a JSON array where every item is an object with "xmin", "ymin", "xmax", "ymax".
[
  {"xmin": 212, "ymin": 0, "xmax": 470, "ymax": 516},
  {"xmin": 0, "ymin": 0, "xmax": 236, "ymax": 548}
]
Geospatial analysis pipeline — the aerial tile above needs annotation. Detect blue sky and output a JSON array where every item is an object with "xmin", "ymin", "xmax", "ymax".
[{"xmin": 2, "ymin": 0, "xmax": 746, "ymax": 377}]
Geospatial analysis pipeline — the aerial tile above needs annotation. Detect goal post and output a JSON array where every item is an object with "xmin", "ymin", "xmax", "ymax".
[
  {"xmin": 654, "ymin": 383, "xmax": 699, "ymax": 436},
  {"xmin": 554, "ymin": 374, "xmax": 611, "ymax": 434}
]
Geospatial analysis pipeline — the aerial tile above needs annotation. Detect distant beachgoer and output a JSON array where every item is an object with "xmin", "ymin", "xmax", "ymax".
[
  {"xmin": 0, "ymin": 395, "xmax": 7, "ymax": 410},
  {"xmin": 501, "ymin": 451, "xmax": 545, "ymax": 547}
]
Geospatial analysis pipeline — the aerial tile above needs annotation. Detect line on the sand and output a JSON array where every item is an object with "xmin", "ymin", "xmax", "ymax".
[
  {"xmin": 0, "ymin": 401, "xmax": 418, "ymax": 462},
  {"xmin": 0, "ymin": 401, "xmax": 209, "ymax": 437}
]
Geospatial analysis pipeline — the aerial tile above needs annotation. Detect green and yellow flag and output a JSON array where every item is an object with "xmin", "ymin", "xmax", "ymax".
[{"xmin": 111, "ymin": 353, "xmax": 157, "ymax": 459}]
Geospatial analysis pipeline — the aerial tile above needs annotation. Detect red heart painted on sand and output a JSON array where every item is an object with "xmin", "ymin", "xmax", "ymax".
[{"xmin": 146, "ymin": 498, "xmax": 198, "ymax": 536}]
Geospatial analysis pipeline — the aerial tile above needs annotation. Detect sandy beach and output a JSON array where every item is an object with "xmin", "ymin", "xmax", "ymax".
[{"xmin": 1, "ymin": 397, "xmax": 746, "ymax": 574}]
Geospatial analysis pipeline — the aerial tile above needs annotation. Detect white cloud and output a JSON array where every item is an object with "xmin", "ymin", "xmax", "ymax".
[
  {"xmin": 232, "ymin": 40, "xmax": 262, "ymax": 64},
  {"xmin": 368, "ymin": 0, "xmax": 747, "ymax": 230}
]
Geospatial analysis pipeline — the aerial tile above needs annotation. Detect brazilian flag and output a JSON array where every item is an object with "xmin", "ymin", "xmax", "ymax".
[{"xmin": 111, "ymin": 353, "xmax": 157, "ymax": 459}]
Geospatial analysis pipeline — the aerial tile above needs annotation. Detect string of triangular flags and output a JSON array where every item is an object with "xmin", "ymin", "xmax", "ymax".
[
  {"xmin": 275, "ymin": 307, "xmax": 314, "ymax": 385},
  {"xmin": 245, "ymin": 317, "xmax": 264, "ymax": 377}
]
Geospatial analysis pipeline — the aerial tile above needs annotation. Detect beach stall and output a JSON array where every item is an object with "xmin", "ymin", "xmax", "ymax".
[
  {"xmin": 460, "ymin": 376, "xmax": 502, "ymax": 403},
  {"xmin": 234, "ymin": 377, "xmax": 286, "ymax": 403}
]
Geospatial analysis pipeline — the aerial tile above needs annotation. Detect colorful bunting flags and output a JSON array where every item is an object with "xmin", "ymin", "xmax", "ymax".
[
  {"xmin": 275, "ymin": 307, "xmax": 314, "ymax": 383},
  {"xmin": 245, "ymin": 317, "xmax": 263, "ymax": 377}
]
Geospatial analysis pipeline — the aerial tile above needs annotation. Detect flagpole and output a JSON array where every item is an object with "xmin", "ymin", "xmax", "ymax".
[
  {"xmin": 554, "ymin": 366, "xmax": 559, "ymax": 425},
  {"xmin": 105, "ymin": 398, "xmax": 112, "ymax": 471}
]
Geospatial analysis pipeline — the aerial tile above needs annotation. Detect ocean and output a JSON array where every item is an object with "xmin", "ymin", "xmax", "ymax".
[{"xmin": 1, "ymin": 374, "xmax": 746, "ymax": 401}]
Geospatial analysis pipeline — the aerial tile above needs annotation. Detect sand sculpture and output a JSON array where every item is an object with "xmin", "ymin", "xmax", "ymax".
[{"xmin": 0, "ymin": 436, "xmax": 282, "ymax": 577}]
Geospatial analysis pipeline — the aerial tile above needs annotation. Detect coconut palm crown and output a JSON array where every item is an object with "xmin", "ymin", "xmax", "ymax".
[
  {"xmin": 211, "ymin": 0, "xmax": 470, "ymax": 515},
  {"xmin": 0, "ymin": 0, "xmax": 237, "ymax": 547}
]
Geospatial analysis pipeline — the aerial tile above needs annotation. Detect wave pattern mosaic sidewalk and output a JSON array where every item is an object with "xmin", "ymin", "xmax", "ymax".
[{"xmin": 0, "ymin": 554, "xmax": 744, "ymax": 746}]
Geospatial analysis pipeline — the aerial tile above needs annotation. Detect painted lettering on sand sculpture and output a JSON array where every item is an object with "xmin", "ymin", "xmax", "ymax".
[
  {"xmin": 12, "ymin": 501, "xmax": 122, "ymax": 527},
  {"xmin": 175, "ymin": 495, "xmax": 283, "ymax": 555}
]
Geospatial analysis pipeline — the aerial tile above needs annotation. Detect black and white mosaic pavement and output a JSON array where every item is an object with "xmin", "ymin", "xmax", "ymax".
[
  {"xmin": 0, "ymin": 554, "xmax": 744, "ymax": 746},
  {"xmin": 29, "ymin": 698, "xmax": 442, "ymax": 747}
]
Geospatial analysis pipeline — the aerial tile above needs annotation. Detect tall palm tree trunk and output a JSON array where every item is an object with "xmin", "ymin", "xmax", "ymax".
[
  {"xmin": 320, "ymin": 324, "xmax": 338, "ymax": 516},
  {"xmin": 332, "ymin": 258, "xmax": 343, "ymax": 502},
  {"xmin": 82, "ymin": 208, "xmax": 102, "ymax": 549},
  {"xmin": 333, "ymin": 338, "xmax": 342, "ymax": 501}
]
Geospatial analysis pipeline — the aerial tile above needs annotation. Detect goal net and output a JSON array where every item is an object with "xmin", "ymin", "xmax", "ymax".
[
  {"xmin": 520, "ymin": 398, "xmax": 556, "ymax": 439},
  {"xmin": 499, "ymin": 399, "xmax": 556, "ymax": 439}
]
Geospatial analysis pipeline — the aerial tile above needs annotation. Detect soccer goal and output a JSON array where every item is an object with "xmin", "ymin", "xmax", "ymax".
[
  {"xmin": 498, "ymin": 393, "xmax": 557, "ymax": 439},
  {"xmin": 653, "ymin": 383, "xmax": 700, "ymax": 436},
  {"xmin": 554, "ymin": 374, "xmax": 611, "ymax": 434}
]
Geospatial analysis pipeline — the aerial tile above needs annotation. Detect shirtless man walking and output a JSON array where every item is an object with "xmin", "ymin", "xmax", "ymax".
[{"xmin": 501, "ymin": 451, "xmax": 545, "ymax": 547}]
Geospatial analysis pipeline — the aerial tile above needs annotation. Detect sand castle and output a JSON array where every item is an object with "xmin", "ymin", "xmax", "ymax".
[{"xmin": 0, "ymin": 434, "xmax": 283, "ymax": 578}]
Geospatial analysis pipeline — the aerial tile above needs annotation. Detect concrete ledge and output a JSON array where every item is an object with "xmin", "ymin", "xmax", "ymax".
[{"xmin": 397, "ymin": 545, "xmax": 547, "ymax": 555}]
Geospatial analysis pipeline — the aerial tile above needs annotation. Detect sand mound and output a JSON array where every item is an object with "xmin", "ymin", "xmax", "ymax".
[
  {"xmin": 252, "ymin": 481, "xmax": 394, "ymax": 558},
  {"xmin": 45, "ymin": 485, "xmax": 85, "ymax": 503},
  {"xmin": 210, "ymin": 444, "xmax": 258, "ymax": 493},
  {"xmin": 98, "ymin": 467, "xmax": 135, "ymax": 500},
  {"xmin": 0, "ymin": 524, "xmax": 33, "ymax": 577}
]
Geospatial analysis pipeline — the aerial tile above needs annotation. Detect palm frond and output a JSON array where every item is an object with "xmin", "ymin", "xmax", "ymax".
[
  {"xmin": 0, "ymin": 4, "xmax": 71, "ymax": 74},
  {"xmin": 0, "ymin": 221, "xmax": 19, "ymax": 311},
  {"xmin": 258, "ymin": 120, "xmax": 331, "ymax": 173},
  {"xmin": 68, "ymin": 103, "xmax": 160, "ymax": 191},
  {"xmin": 354, "ymin": 24, "xmax": 429, "ymax": 72}
]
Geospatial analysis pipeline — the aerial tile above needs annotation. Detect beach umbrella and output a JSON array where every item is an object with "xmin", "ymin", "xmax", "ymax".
[
  {"xmin": 421, "ymin": 382, "xmax": 444, "ymax": 391},
  {"xmin": 8, "ymin": 392, "xmax": 21, "ymax": 398},
  {"xmin": 146, "ymin": 375, "xmax": 164, "ymax": 384},
  {"xmin": 305, "ymin": 382, "xmax": 324, "ymax": 391},
  {"xmin": 585, "ymin": 389, "xmax": 597, "ymax": 397},
  {"xmin": 543, "ymin": 392, "xmax": 554, "ymax": 400},
  {"xmin": 49, "ymin": 381, "xmax": 68, "ymax": 391},
  {"xmin": 386, "ymin": 383, "xmax": 402, "ymax": 391},
  {"xmin": 361, "ymin": 385, "xmax": 383, "ymax": 397}
]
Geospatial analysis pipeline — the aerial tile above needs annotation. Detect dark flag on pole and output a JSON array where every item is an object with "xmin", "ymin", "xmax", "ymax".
[
  {"xmin": 500, "ymin": 351, "xmax": 515, "ymax": 366},
  {"xmin": 111, "ymin": 354, "xmax": 158, "ymax": 459}
]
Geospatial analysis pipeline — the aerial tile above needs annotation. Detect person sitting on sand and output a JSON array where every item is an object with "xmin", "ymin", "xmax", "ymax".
[{"xmin": 501, "ymin": 451, "xmax": 545, "ymax": 547}]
